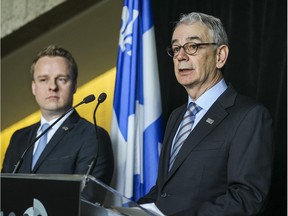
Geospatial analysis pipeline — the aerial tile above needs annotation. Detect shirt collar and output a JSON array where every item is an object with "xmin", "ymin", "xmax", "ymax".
[
  {"xmin": 40, "ymin": 110, "xmax": 73, "ymax": 131},
  {"xmin": 188, "ymin": 79, "xmax": 228, "ymax": 111}
]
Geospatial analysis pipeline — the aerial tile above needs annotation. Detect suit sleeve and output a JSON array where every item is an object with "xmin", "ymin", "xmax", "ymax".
[
  {"xmin": 74, "ymin": 124, "xmax": 114, "ymax": 185},
  {"xmin": 91, "ymin": 126, "xmax": 114, "ymax": 185},
  {"xmin": 80, "ymin": 126, "xmax": 114, "ymax": 204},
  {"xmin": 2, "ymin": 133, "xmax": 17, "ymax": 173},
  {"xmin": 173, "ymin": 105, "xmax": 274, "ymax": 216},
  {"xmin": 2, "ymin": 126, "xmax": 35, "ymax": 173},
  {"xmin": 137, "ymin": 184, "xmax": 159, "ymax": 204}
]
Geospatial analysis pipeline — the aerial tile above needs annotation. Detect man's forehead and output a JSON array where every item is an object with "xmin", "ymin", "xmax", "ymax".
[{"xmin": 172, "ymin": 23, "xmax": 210, "ymax": 43}]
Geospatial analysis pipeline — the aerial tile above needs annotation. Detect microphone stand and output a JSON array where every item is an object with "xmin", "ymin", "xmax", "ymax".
[
  {"xmin": 12, "ymin": 94, "xmax": 95, "ymax": 174},
  {"xmin": 81, "ymin": 92, "xmax": 107, "ymax": 192}
]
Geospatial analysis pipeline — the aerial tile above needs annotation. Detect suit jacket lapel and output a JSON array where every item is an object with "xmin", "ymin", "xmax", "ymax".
[
  {"xmin": 159, "ymin": 105, "xmax": 187, "ymax": 180},
  {"xmin": 19, "ymin": 122, "xmax": 40, "ymax": 173},
  {"xmin": 32, "ymin": 111, "xmax": 80, "ymax": 172},
  {"xmin": 166, "ymin": 85, "xmax": 237, "ymax": 180}
]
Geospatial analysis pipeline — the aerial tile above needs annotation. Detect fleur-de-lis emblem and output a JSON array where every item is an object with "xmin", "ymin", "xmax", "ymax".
[{"xmin": 119, "ymin": 6, "xmax": 139, "ymax": 56}]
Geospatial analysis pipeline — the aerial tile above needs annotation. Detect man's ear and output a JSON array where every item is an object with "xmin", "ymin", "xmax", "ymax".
[
  {"xmin": 216, "ymin": 45, "xmax": 229, "ymax": 69},
  {"xmin": 73, "ymin": 82, "xmax": 77, "ymax": 94},
  {"xmin": 32, "ymin": 80, "xmax": 36, "ymax": 96}
]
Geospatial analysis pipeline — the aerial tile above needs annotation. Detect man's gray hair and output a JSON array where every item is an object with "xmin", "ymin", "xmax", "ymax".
[{"xmin": 175, "ymin": 12, "xmax": 229, "ymax": 46}]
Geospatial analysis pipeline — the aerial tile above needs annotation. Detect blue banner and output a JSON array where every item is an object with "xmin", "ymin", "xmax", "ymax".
[{"xmin": 111, "ymin": 0, "xmax": 163, "ymax": 201}]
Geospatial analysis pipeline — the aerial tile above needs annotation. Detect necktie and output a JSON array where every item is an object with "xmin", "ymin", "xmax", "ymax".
[
  {"xmin": 169, "ymin": 102, "xmax": 202, "ymax": 171},
  {"xmin": 32, "ymin": 123, "xmax": 50, "ymax": 169}
]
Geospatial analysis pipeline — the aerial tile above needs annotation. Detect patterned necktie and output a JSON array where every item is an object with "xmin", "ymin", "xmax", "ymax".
[
  {"xmin": 32, "ymin": 123, "xmax": 50, "ymax": 169},
  {"xmin": 169, "ymin": 102, "xmax": 202, "ymax": 171}
]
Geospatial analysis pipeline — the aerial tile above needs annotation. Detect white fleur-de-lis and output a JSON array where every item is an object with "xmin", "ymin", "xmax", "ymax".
[{"xmin": 119, "ymin": 6, "xmax": 139, "ymax": 56}]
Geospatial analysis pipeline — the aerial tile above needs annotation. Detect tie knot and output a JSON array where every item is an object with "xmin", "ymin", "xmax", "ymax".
[
  {"xmin": 188, "ymin": 102, "xmax": 202, "ymax": 116},
  {"xmin": 41, "ymin": 123, "xmax": 50, "ymax": 131}
]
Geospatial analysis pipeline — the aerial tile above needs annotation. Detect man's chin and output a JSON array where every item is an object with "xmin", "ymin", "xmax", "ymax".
[
  {"xmin": 43, "ymin": 106, "xmax": 67, "ymax": 114},
  {"xmin": 179, "ymin": 79, "xmax": 196, "ymax": 87}
]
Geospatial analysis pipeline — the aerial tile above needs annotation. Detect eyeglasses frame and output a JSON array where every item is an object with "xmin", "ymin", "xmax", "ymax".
[{"xmin": 166, "ymin": 42, "xmax": 218, "ymax": 58}]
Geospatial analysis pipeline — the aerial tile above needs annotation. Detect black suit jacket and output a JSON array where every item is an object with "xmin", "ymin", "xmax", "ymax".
[
  {"xmin": 138, "ymin": 85, "xmax": 274, "ymax": 216},
  {"xmin": 2, "ymin": 111, "xmax": 114, "ymax": 186}
]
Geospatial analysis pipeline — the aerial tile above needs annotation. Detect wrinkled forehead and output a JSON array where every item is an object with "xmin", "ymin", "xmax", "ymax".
[{"xmin": 172, "ymin": 23, "xmax": 212, "ymax": 44}]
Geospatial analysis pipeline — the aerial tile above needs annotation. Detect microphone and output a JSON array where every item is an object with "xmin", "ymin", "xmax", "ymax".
[
  {"xmin": 12, "ymin": 94, "xmax": 96, "ymax": 174},
  {"xmin": 81, "ymin": 92, "xmax": 107, "ymax": 191},
  {"xmin": 93, "ymin": 92, "xmax": 107, "ymax": 133},
  {"xmin": 82, "ymin": 94, "xmax": 96, "ymax": 104}
]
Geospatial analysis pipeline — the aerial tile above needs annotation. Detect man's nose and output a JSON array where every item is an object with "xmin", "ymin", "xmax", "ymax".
[
  {"xmin": 176, "ymin": 47, "xmax": 189, "ymax": 60},
  {"xmin": 48, "ymin": 80, "xmax": 58, "ymax": 90}
]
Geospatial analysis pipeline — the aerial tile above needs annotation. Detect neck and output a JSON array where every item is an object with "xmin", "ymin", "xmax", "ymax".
[
  {"xmin": 186, "ymin": 71, "xmax": 223, "ymax": 101},
  {"xmin": 42, "ymin": 108, "xmax": 72, "ymax": 122}
]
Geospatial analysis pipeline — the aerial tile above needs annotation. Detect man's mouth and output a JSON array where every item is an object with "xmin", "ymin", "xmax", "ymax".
[
  {"xmin": 179, "ymin": 68, "xmax": 194, "ymax": 72},
  {"xmin": 47, "ymin": 96, "xmax": 59, "ymax": 100}
]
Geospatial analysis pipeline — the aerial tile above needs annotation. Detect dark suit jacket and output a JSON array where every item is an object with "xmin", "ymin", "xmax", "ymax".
[
  {"xmin": 2, "ymin": 111, "xmax": 114, "ymax": 187},
  {"xmin": 138, "ymin": 85, "xmax": 274, "ymax": 216}
]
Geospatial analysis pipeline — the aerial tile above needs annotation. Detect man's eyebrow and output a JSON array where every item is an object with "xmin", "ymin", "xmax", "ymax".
[
  {"xmin": 57, "ymin": 74, "xmax": 70, "ymax": 77},
  {"xmin": 171, "ymin": 39, "xmax": 178, "ymax": 44},
  {"xmin": 52, "ymin": 73, "xmax": 71, "ymax": 79},
  {"xmin": 187, "ymin": 36, "xmax": 201, "ymax": 41},
  {"xmin": 171, "ymin": 36, "xmax": 201, "ymax": 44},
  {"xmin": 36, "ymin": 74, "xmax": 48, "ymax": 78}
]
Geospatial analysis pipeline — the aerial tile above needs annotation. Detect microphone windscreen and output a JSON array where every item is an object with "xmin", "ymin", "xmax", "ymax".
[
  {"xmin": 83, "ymin": 94, "xmax": 96, "ymax": 104},
  {"xmin": 98, "ymin": 93, "xmax": 107, "ymax": 103}
]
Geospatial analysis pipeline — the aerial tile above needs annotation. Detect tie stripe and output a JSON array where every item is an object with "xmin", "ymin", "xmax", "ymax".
[{"xmin": 169, "ymin": 103, "xmax": 201, "ymax": 171}]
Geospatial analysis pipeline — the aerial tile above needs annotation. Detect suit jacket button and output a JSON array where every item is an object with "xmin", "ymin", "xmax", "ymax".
[{"xmin": 161, "ymin": 192, "xmax": 167, "ymax": 198}]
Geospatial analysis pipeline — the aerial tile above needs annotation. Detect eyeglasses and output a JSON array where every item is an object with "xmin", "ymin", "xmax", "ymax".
[{"xmin": 166, "ymin": 42, "xmax": 218, "ymax": 57}]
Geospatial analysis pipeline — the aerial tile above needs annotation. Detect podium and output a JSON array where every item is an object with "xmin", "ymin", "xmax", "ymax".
[{"xmin": 1, "ymin": 173, "xmax": 156, "ymax": 216}]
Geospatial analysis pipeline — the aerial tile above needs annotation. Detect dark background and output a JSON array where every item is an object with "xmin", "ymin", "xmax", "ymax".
[{"xmin": 152, "ymin": 0, "xmax": 287, "ymax": 215}]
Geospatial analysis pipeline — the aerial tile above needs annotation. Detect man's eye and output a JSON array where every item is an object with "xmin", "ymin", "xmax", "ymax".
[
  {"xmin": 187, "ymin": 44, "xmax": 197, "ymax": 50},
  {"xmin": 57, "ymin": 77, "xmax": 68, "ymax": 83},
  {"xmin": 173, "ymin": 47, "xmax": 180, "ymax": 53}
]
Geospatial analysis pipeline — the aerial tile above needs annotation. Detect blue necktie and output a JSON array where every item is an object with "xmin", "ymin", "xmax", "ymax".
[
  {"xmin": 32, "ymin": 123, "xmax": 50, "ymax": 169},
  {"xmin": 169, "ymin": 102, "xmax": 202, "ymax": 171}
]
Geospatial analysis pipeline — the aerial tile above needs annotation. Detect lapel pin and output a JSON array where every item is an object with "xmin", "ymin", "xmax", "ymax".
[
  {"xmin": 206, "ymin": 118, "xmax": 214, "ymax": 124},
  {"xmin": 62, "ymin": 126, "xmax": 69, "ymax": 131}
]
